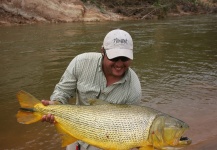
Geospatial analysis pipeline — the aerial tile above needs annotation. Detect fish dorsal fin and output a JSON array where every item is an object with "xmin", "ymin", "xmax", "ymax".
[
  {"xmin": 88, "ymin": 99, "xmax": 110, "ymax": 105},
  {"xmin": 16, "ymin": 110, "xmax": 42, "ymax": 124},
  {"xmin": 17, "ymin": 90, "xmax": 40, "ymax": 108},
  {"xmin": 55, "ymin": 122, "xmax": 78, "ymax": 147}
]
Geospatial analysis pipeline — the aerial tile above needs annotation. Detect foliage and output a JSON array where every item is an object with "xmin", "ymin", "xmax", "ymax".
[{"xmin": 81, "ymin": 0, "xmax": 217, "ymax": 19}]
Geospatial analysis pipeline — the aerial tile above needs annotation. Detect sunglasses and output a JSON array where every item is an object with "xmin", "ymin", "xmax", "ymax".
[
  {"xmin": 109, "ymin": 57, "xmax": 130, "ymax": 62},
  {"xmin": 105, "ymin": 52, "xmax": 130, "ymax": 62}
]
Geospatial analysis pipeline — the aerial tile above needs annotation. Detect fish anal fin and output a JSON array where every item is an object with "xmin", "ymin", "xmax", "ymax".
[
  {"xmin": 139, "ymin": 145, "xmax": 154, "ymax": 150},
  {"xmin": 55, "ymin": 122, "xmax": 78, "ymax": 147},
  {"xmin": 16, "ymin": 110, "xmax": 42, "ymax": 124}
]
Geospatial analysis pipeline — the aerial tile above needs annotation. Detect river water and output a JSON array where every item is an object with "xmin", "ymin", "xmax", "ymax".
[{"xmin": 0, "ymin": 15, "xmax": 217, "ymax": 149}]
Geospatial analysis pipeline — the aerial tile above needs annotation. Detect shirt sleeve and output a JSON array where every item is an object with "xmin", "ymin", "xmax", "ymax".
[{"xmin": 50, "ymin": 57, "xmax": 79, "ymax": 104}]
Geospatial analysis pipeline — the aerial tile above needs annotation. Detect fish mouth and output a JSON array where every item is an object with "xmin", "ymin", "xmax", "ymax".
[{"xmin": 179, "ymin": 136, "xmax": 192, "ymax": 145}]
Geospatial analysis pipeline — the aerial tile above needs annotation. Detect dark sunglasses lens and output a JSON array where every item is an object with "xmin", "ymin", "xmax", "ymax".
[
  {"xmin": 110, "ymin": 57, "xmax": 119, "ymax": 62},
  {"xmin": 110, "ymin": 57, "xmax": 129, "ymax": 62},
  {"xmin": 121, "ymin": 57, "xmax": 129, "ymax": 62}
]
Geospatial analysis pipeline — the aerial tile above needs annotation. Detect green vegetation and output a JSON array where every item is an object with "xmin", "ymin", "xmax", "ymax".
[{"xmin": 81, "ymin": 0, "xmax": 217, "ymax": 19}]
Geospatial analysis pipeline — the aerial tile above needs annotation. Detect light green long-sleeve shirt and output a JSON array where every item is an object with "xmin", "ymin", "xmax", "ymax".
[{"xmin": 50, "ymin": 52, "xmax": 141, "ymax": 105}]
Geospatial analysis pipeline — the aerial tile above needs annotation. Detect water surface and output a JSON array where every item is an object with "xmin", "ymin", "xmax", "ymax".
[{"xmin": 0, "ymin": 14, "xmax": 217, "ymax": 149}]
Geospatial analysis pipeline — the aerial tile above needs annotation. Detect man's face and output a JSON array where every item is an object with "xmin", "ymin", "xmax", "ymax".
[{"xmin": 102, "ymin": 52, "xmax": 131, "ymax": 77}]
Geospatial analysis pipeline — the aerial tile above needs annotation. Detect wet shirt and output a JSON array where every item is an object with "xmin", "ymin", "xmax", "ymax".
[{"xmin": 50, "ymin": 52, "xmax": 141, "ymax": 105}]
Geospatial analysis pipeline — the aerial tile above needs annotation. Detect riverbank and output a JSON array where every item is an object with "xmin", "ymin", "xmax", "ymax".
[{"xmin": 0, "ymin": 0, "xmax": 216, "ymax": 26}]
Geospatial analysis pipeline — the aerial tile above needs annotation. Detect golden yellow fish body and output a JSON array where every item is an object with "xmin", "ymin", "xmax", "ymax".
[
  {"xmin": 17, "ymin": 91, "xmax": 191, "ymax": 150},
  {"xmin": 38, "ymin": 104, "xmax": 157, "ymax": 149}
]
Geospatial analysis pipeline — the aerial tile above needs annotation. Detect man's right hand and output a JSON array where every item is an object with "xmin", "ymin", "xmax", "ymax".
[{"xmin": 41, "ymin": 100, "xmax": 56, "ymax": 124}]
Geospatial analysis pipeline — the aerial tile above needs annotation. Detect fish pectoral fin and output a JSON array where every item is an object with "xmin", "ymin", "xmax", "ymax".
[
  {"xmin": 55, "ymin": 122, "xmax": 78, "ymax": 147},
  {"xmin": 139, "ymin": 145, "xmax": 154, "ymax": 150},
  {"xmin": 16, "ymin": 110, "xmax": 42, "ymax": 124}
]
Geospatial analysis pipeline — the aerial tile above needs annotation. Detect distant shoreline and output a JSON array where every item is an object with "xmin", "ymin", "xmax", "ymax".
[{"xmin": 0, "ymin": 0, "xmax": 216, "ymax": 26}]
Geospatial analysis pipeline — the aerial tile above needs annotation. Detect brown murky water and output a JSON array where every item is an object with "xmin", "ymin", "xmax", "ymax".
[{"xmin": 0, "ymin": 15, "xmax": 217, "ymax": 149}]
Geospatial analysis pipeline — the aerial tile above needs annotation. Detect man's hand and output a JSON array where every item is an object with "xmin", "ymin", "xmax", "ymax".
[{"xmin": 41, "ymin": 100, "xmax": 56, "ymax": 124}]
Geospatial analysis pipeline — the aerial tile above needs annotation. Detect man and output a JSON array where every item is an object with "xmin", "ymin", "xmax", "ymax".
[{"xmin": 41, "ymin": 29, "xmax": 142, "ymax": 150}]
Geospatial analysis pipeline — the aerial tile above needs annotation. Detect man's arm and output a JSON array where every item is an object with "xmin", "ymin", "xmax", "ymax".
[
  {"xmin": 41, "ymin": 57, "xmax": 79, "ymax": 123},
  {"xmin": 50, "ymin": 57, "xmax": 79, "ymax": 104}
]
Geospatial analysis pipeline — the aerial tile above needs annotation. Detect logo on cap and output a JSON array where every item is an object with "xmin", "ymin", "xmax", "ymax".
[{"xmin": 114, "ymin": 38, "xmax": 128, "ymax": 44}]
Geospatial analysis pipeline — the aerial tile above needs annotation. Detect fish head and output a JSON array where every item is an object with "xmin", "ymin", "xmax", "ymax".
[
  {"xmin": 148, "ymin": 115, "xmax": 191, "ymax": 149},
  {"xmin": 163, "ymin": 116, "xmax": 191, "ymax": 147}
]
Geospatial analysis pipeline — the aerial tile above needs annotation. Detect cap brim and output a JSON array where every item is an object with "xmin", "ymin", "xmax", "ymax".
[{"xmin": 106, "ymin": 49, "xmax": 133, "ymax": 60}]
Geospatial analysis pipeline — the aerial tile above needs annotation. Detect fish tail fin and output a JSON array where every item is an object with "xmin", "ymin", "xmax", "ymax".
[
  {"xmin": 16, "ymin": 90, "xmax": 43, "ymax": 124},
  {"xmin": 16, "ymin": 110, "xmax": 42, "ymax": 124},
  {"xmin": 17, "ymin": 90, "xmax": 41, "ymax": 109}
]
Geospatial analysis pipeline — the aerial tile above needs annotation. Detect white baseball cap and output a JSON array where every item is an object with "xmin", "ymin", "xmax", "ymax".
[{"xmin": 103, "ymin": 29, "xmax": 133, "ymax": 60}]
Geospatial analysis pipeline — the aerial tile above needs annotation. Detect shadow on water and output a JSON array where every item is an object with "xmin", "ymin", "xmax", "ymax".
[{"xmin": 0, "ymin": 14, "xmax": 217, "ymax": 149}]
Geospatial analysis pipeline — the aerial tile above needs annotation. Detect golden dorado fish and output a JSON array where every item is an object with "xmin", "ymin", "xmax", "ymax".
[{"xmin": 16, "ymin": 90, "xmax": 191, "ymax": 150}]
